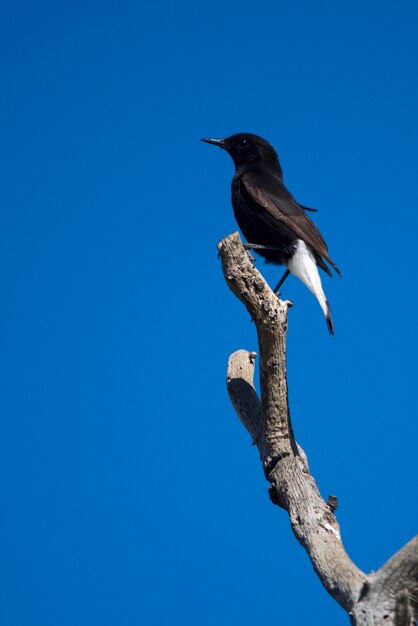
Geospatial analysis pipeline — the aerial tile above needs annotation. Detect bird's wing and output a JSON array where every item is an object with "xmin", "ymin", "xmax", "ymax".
[{"xmin": 242, "ymin": 171, "xmax": 341, "ymax": 275}]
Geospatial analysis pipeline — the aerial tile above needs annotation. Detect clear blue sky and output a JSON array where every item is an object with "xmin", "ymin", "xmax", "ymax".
[{"xmin": 1, "ymin": 1, "xmax": 417, "ymax": 624}]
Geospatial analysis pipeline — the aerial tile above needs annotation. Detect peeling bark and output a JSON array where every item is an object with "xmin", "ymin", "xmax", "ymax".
[{"xmin": 218, "ymin": 232, "xmax": 418, "ymax": 625}]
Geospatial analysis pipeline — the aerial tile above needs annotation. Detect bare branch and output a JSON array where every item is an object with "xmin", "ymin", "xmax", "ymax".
[
  {"xmin": 227, "ymin": 350, "xmax": 263, "ymax": 447},
  {"xmin": 352, "ymin": 536, "xmax": 418, "ymax": 626},
  {"xmin": 376, "ymin": 536, "xmax": 418, "ymax": 599},
  {"xmin": 218, "ymin": 231, "xmax": 418, "ymax": 623},
  {"xmin": 218, "ymin": 231, "xmax": 295, "ymax": 468},
  {"xmin": 218, "ymin": 232, "xmax": 366, "ymax": 612}
]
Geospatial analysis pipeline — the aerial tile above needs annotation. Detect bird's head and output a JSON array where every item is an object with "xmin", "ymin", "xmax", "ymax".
[{"xmin": 201, "ymin": 133, "xmax": 281, "ymax": 172}]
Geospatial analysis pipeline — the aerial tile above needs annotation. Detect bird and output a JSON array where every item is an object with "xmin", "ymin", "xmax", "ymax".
[{"xmin": 201, "ymin": 132, "xmax": 341, "ymax": 335}]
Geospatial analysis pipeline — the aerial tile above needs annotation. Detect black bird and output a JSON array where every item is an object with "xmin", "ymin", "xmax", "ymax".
[{"xmin": 201, "ymin": 133, "xmax": 341, "ymax": 335}]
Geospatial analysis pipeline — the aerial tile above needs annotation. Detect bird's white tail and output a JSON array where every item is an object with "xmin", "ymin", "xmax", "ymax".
[{"xmin": 287, "ymin": 239, "xmax": 334, "ymax": 335}]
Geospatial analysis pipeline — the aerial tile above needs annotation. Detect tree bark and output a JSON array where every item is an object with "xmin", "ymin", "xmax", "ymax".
[{"xmin": 218, "ymin": 231, "xmax": 418, "ymax": 626}]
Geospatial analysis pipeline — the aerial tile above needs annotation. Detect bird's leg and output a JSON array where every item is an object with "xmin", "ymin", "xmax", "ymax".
[
  {"xmin": 243, "ymin": 243, "xmax": 282, "ymax": 252},
  {"xmin": 273, "ymin": 269, "xmax": 290, "ymax": 295},
  {"xmin": 243, "ymin": 243, "xmax": 283, "ymax": 266},
  {"xmin": 242, "ymin": 243, "xmax": 262, "ymax": 265},
  {"xmin": 246, "ymin": 250, "xmax": 256, "ymax": 265}
]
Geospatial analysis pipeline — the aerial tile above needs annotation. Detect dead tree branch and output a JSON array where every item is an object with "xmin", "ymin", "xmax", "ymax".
[{"xmin": 217, "ymin": 231, "xmax": 418, "ymax": 625}]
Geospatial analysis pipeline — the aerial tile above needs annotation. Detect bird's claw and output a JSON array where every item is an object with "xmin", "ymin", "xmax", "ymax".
[{"xmin": 243, "ymin": 249, "xmax": 256, "ymax": 265}]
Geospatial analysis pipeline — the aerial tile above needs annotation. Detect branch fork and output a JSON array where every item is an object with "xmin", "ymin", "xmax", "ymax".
[{"xmin": 218, "ymin": 232, "xmax": 417, "ymax": 625}]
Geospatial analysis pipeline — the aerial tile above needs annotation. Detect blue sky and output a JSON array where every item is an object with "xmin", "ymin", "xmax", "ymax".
[{"xmin": 1, "ymin": 1, "xmax": 417, "ymax": 624}]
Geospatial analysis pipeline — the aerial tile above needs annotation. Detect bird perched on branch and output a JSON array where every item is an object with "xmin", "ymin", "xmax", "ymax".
[{"xmin": 201, "ymin": 133, "xmax": 341, "ymax": 335}]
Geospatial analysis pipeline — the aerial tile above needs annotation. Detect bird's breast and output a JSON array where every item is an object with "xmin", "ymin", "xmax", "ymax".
[{"xmin": 231, "ymin": 176, "xmax": 296, "ymax": 266}]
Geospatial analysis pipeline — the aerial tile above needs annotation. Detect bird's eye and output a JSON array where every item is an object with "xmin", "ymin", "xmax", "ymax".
[{"xmin": 239, "ymin": 139, "xmax": 248, "ymax": 148}]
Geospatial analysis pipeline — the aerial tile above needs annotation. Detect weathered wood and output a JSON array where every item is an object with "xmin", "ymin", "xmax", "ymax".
[
  {"xmin": 350, "ymin": 537, "xmax": 418, "ymax": 626},
  {"xmin": 227, "ymin": 350, "xmax": 262, "ymax": 448},
  {"xmin": 218, "ymin": 231, "xmax": 295, "ymax": 468},
  {"xmin": 218, "ymin": 231, "xmax": 418, "ymax": 625}
]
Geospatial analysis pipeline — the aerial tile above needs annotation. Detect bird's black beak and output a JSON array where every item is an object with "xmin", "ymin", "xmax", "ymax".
[{"xmin": 201, "ymin": 137, "xmax": 227, "ymax": 149}]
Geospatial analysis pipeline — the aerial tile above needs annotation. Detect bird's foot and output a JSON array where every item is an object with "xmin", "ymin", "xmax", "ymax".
[
  {"xmin": 247, "ymin": 251, "xmax": 256, "ymax": 265},
  {"xmin": 242, "ymin": 244, "xmax": 256, "ymax": 263}
]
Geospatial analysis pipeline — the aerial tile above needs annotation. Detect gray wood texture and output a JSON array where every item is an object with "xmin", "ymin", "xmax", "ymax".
[{"xmin": 218, "ymin": 232, "xmax": 417, "ymax": 625}]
